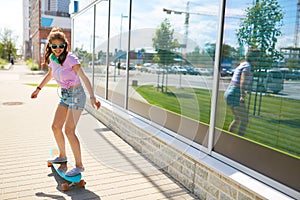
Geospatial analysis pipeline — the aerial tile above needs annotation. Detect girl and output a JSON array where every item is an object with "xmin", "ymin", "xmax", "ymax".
[
  {"xmin": 31, "ymin": 27, "xmax": 100, "ymax": 176},
  {"xmin": 224, "ymin": 48, "xmax": 260, "ymax": 136}
]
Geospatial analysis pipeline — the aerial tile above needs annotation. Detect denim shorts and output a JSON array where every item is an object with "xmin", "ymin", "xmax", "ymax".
[
  {"xmin": 59, "ymin": 85, "xmax": 86, "ymax": 110},
  {"xmin": 224, "ymin": 86, "xmax": 240, "ymax": 107}
]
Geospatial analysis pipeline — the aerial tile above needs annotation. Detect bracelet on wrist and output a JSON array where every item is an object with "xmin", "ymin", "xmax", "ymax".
[
  {"xmin": 90, "ymin": 96, "xmax": 96, "ymax": 99},
  {"xmin": 37, "ymin": 86, "xmax": 42, "ymax": 91}
]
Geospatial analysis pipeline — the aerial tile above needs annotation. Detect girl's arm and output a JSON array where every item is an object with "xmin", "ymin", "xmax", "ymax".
[
  {"xmin": 240, "ymin": 70, "xmax": 250, "ymax": 103},
  {"xmin": 31, "ymin": 68, "xmax": 53, "ymax": 98},
  {"xmin": 73, "ymin": 64, "xmax": 101, "ymax": 109},
  {"xmin": 240, "ymin": 71, "xmax": 246, "ymax": 98}
]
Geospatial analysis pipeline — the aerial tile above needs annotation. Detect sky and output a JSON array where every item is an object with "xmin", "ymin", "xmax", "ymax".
[
  {"xmin": 0, "ymin": 0, "xmax": 23, "ymax": 49},
  {"xmin": 0, "ymin": 0, "xmax": 298, "ymax": 52}
]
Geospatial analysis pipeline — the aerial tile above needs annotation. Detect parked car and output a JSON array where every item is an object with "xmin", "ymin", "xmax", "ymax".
[
  {"xmin": 139, "ymin": 63, "xmax": 152, "ymax": 72},
  {"xmin": 293, "ymin": 69, "xmax": 300, "ymax": 79},
  {"xmin": 149, "ymin": 64, "xmax": 166, "ymax": 74},
  {"xmin": 88, "ymin": 60, "xmax": 102, "ymax": 66},
  {"xmin": 171, "ymin": 66, "xmax": 187, "ymax": 75},
  {"xmin": 279, "ymin": 68, "xmax": 299, "ymax": 80},
  {"xmin": 220, "ymin": 66, "xmax": 235, "ymax": 77},
  {"xmin": 184, "ymin": 66, "xmax": 200, "ymax": 75},
  {"xmin": 120, "ymin": 62, "xmax": 135, "ymax": 70},
  {"xmin": 196, "ymin": 68, "xmax": 213, "ymax": 76},
  {"xmin": 251, "ymin": 69, "xmax": 284, "ymax": 94}
]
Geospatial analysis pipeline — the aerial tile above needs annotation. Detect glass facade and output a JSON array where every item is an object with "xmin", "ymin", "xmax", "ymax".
[{"xmin": 72, "ymin": 0, "xmax": 300, "ymax": 195}]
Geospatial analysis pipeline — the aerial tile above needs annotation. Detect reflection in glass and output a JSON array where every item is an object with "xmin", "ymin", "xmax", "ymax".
[
  {"xmin": 94, "ymin": 2, "xmax": 109, "ymax": 99},
  {"xmin": 73, "ymin": 8, "xmax": 94, "ymax": 81},
  {"xmin": 218, "ymin": 0, "xmax": 300, "ymax": 158},
  {"xmin": 71, "ymin": 0, "xmax": 300, "ymax": 158}
]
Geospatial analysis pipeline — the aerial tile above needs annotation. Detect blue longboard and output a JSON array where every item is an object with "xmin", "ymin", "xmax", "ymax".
[{"xmin": 47, "ymin": 148, "xmax": 85, "ymax": 191}]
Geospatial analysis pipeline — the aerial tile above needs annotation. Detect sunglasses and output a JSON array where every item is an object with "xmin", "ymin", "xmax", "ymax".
[{"xmin": 50, "ymin": 44, "xmax": 66, "ymax": 49}]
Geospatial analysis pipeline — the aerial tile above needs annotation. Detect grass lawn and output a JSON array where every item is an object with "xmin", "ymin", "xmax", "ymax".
[{"xmin": 134, "ymin": 85, "xmax": 300, "ymax": 158}]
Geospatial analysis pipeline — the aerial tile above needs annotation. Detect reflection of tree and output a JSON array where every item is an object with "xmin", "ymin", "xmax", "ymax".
[
  {"xmin": 74, "ymin": 47, "xmax": 91, "ymax": 66},
  {"xmin": 286, "ymin": 58, "xmax": 299, "ymax": 69},
  {"xmin": 204, "ymin": 43, "xmax": 238, "ymax": 63},
  {"xmin": 152, "ymin": 18, "xmax": 180, "ymax": 92},
  {"xmin": 152, "ymin": 18, "xmax": 180, "ymax": 66},
  {"xmin": 237, "ymin": 0, "xmax": 284, "ymax": 116},
  {"xmin": 237, "ymin": 0, "xmax": 284, "ymax": 69}
]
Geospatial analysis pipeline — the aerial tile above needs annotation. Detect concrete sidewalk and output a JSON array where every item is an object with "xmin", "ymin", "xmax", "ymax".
[{"xmin": 0, "ymin": 62, "xmax": 197, "ymax": 200}]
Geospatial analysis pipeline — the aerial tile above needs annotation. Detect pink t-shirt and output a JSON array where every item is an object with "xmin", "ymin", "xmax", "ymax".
[{"xmin": 49, "ymin": 53, "xmax": 81, "ymax": 88}]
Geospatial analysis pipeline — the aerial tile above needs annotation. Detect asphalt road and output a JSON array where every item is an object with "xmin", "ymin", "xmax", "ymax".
[
  {"xmin": 99, "ymin": 67, "xmax": 300, "ymax": 100},
  {"xmin": 69, "ymin": 65, "xmax": 300, "ymax": 100}
]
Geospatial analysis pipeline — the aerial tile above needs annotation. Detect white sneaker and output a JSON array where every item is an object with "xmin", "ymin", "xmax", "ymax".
[
  {"xmin": 65, "ymin": 167, "xmax": 84, "ymax": 176},
  {"xmin": 48, "ymin": 157, "xmax": 67, "ymax": 163}
]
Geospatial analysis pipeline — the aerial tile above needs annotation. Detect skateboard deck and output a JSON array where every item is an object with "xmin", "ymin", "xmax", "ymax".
[{"xmin": 47, "ymin": 148, "xmax": 85, "ymax": 191}]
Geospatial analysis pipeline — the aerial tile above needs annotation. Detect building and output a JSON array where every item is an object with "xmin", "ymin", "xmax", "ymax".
[
  {"xmin": 70, "ymin": 1, "xmax": 299, "ymax": 199},
  {"xmin": 280, "ymin": 47, "xmax": 300, "ymax": 68},
  {"xmin": 23, "ymin": 0, "xmax": 31, "ymax": 60},
  {"xmin": 23, "ymin": 0, "xmax": 72, "ymax": 69}
]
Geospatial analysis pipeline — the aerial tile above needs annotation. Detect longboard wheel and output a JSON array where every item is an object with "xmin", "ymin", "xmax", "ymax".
[
  {"xmin": 61, "ymin": 183, "xmax": 69, "ymax": 191},
  {"xmin": 78, "ymin": 179, "xmax": 86, "ymax": 188},
  {"xmin": 47, "ymin": 161, "xmax": 53, "ymax": 167}
]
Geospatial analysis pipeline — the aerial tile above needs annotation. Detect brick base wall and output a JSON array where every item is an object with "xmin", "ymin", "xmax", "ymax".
[{"xmin": 85, "ymin": 102, "xmax": 270, "ymax": 200}]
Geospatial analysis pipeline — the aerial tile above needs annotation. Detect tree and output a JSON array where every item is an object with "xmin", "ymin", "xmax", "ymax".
[
  {"xmin": 185, "ymin": 46, "xmax": 203, "ymax": 66},
  {"xmin": 0, "ymin": 28, "xmax": 17, "ymax": 61},
  {"xmin": 74, "ymin": 46, "xmax": 91, "ymax": 66},
  {"xmin": 236, "ymin": 0, "xmax": 284, "ymax": 69},
  {"xmin": 205, "ymin": 43, "xmax": 216, "ymax": 62},
  {"xmin": 286, "ymin": 58, "xmax": 298, "ymax": 69},
  {"xmin": 152, "ymin": 18, "xmax": 180, "ymax": 92},
  {"xmin": 152, "ymin": 18, "xmax": 180, "ymax": 66}
]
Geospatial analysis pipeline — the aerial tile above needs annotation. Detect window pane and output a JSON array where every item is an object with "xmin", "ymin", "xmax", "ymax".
[
  {"xmin": 218, "ymin": 0, "xmax": 300, "ymax": 159},
  {"xmin": 94, "ymin": 2, "xmax": 109, "ymax": 99},
  {"xmin": 73, "ymin": 8, "xmax": 94, "ymax": 83},
  {"xmin": 128, "ymin": 0, "xmax": 219, "ymax": 145},
  {"xmin": 108, "ymin": 0, "xmax": 130, "ymax": 107}
]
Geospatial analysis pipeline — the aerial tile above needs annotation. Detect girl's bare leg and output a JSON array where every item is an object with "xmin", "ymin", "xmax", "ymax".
[
  {"xmin": 236, "ymin": 103, "xmax": 248, "ymax": 136},
  {"xmin": 52, "ymin": 105, "xmax": 68, "ymax": 158},
  {"xmin": 228, "ymin": 106, "xmax": 240, "ymax": 134},
  {"xmin": 64, "ymin": 109, "xmax": 83, "ymax": 168}
]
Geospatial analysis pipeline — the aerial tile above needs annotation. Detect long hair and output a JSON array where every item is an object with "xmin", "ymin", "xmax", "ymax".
[
  {"xmin": 246, "ymin": 47, "xmax": 260, "ymax": 64},
  {"xmin": 44, "ymin": 27, "xmax": 69, "ymax": 65}
]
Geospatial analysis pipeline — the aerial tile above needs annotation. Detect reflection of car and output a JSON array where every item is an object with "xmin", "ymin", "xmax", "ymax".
[
  {"xmin": 184, "ymin": 66, "xmax": 200, "ymax": 75},
  {"xmin": 221, "ymin": 66, "xmax": 235, "ymax": 77},
  {"xmin": 139, "ymin": 63, "xmax": 152, "ymax": 72},
  {"xmin": 120, "ymin": 63, "xmax": 135, "ymax": 70},
  {"xmin": 197, "ymin": 68, "xmax": 213, "ymax": 76},
  {"xmin": 280, "ymin": 68, "xmax": 299, "ymax": 80},
  {"xmin": 171, "ymin": 66, "xmax": 187, "ymax": 74},
  {"xmin": 89, "ymin": 60, "xmax": 102, "ymax": 65},
  {"xmin": 149, "ymin": 64, "xmax": 165, "ymax": 74},
  {"xmin": 294, "ymin": 69, "xmax": 300, "ymax": 79},
  {"xmin": 251, "ymin": 69, "xmax": 284, "ymax": 94}
]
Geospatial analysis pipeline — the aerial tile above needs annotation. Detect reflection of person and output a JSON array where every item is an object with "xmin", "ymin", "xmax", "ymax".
[
  {"xmin": 224, "ymin": 48, "xmax": 260, "ymax": 136},
  {"xmin": 31, "ymin": 27, "xmax": 101, "ymax": 176}
]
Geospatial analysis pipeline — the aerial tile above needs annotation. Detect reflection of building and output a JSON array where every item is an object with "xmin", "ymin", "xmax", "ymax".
[
  {"xmin": 280, "ymin": 47, "xmax": 300, "ymax": 68},
  {"xmin": 23, "ymin": 0, "xmax": 72, "ymax": 69}
]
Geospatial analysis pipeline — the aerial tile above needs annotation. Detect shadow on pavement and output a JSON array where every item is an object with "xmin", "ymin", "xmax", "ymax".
[{"xmin": 35, "ymin": 167, "xmax": 101, "ymax": 200}]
